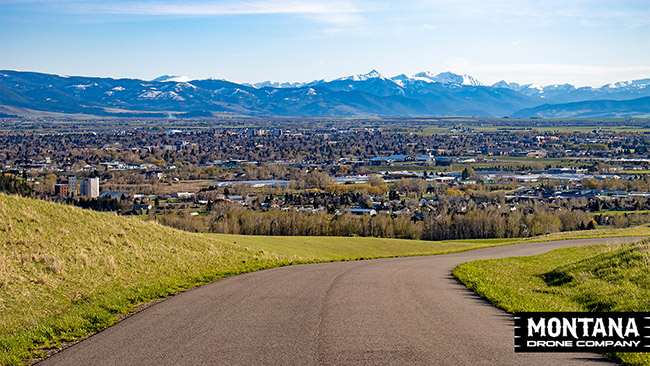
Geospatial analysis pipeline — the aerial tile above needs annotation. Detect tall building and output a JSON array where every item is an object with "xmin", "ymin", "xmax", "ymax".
[
  {"xmin": 67, "ymin": 176, "xmax": 78, "ymax": 197},
  {"xmin": 80, "ymin": 177, "xmax": 99, "ymax": 198}
]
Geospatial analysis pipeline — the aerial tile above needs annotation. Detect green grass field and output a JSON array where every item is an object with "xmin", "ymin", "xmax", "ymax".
[
  {"xmin": 1, "ymin": 193, "xmax": 649, "ymax": 365},
  {"xmin": 214, "ymin": 234, "xmax": 522, "ymax": 260},
  {"xmin": 596, "ymin": 210, "xmax": 650, "ymax": 216},
  {"xmin": 220, "ymin": 225, "xmax": 650, "ymax": 260},
  {"xmin": 453, "ymin": 241, "xmax": 650, "ymax": 365}
]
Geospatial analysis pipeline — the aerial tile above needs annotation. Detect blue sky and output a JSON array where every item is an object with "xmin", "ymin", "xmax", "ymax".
[{"xmin": 1, "ymin": 0, "xmax": 649, "ymax": 86}]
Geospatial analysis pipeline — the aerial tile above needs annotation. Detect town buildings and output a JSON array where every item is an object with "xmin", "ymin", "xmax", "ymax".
[{"xmin": 55, "ymin": 177, "xmax": 99, "ymax": 198}]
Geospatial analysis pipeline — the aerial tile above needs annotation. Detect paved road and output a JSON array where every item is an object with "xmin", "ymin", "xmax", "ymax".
[{"xmin": 41, "ymin": 237, "xmax": 645, "ymax": 365}]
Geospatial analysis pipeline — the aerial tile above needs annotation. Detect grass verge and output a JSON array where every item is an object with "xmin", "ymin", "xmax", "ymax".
[{"xmin": 453, "ymin": 240, "xmax": 650, "ymax": 366}]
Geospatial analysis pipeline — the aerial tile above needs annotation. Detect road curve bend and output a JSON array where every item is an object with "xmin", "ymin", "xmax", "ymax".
[{"xmin": 40, "ymin": 237, "xmax": 645, "ymax": 365}]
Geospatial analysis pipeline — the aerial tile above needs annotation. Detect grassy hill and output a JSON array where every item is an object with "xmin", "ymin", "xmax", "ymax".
[
  {"xmin": 1, "ymin": 193, "xmax": 648, "ymax": 365},
  {"xmin": 0, "ymin": 194, "xmax": 293, "ymax": 365},
  {"xmin": 453, "ymin": 241, "xmax": 650, "ymax": 365}
]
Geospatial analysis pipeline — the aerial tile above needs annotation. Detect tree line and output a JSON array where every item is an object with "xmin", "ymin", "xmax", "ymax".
[{"xmin": 153, "ymin": 206, "xmax": 597, "ymax": 241}]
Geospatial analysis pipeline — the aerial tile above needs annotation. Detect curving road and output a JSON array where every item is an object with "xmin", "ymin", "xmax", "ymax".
[{"xmin": 40, "ymin": 237, "xmax": 644, "ymax": 365}]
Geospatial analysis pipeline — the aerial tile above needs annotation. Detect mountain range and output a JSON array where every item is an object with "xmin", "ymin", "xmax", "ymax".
[{"xmin": 1, "ymin": 70, "xmax": 649, "ymax": 118}]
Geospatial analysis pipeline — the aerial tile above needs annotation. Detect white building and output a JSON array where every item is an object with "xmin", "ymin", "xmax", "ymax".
[{"xmin": 80, "ymin": 177, "xmax": 100, "ymax": 198}]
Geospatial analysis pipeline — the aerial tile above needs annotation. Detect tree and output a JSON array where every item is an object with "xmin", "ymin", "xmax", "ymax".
[
  {"xmin": 462, "ymin": 167, "xmax": 475, "ymax": 180},
  {"xmin": 527, "ymin": 212, "xmax": 561, "ymax": 236},
  {"xmin": 369, "ymin": 174, "xmax": 384, "ymax": 186}
]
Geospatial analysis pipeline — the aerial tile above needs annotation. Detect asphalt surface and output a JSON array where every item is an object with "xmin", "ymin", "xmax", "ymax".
[{"xmin": 40, "ymin": 236, "xmax": 645, "ymax": 365}]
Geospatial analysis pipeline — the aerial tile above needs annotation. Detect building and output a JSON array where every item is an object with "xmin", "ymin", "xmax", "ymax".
[
  {"xmin": 54, "ymin": 184, "xmax": 71, "ymax": 197},
  {"xmin": 67, "ymin": 176, "xmax": 78, "ymax": 197},
  {"xmin": 98, "ymin": 191, "xmax": 125, "ymax": 200},
  {"xmin": 416, "ymin": 155, "xmax": 435, "ymax": 166},
  {"xmin": 369, "ymin": 157, "xmax": 393, "ymax": 166},
  {"xmin": 175, "ymin": 140, "xmax": 189, "ymax": 150},
  {"xmin": 344, "ymin": 208, "xmax": 377, "ymax": 216},
  {"xmin": 388, "ymin": 154, "xmax": 416, "ymax": 162},
  {"xmin": 80, "ymin": 177, "xmax": 100, "ymax": 198},
  {"xmin": 435, "ymin": 157, "xmax": 453, "ymax": 166}
]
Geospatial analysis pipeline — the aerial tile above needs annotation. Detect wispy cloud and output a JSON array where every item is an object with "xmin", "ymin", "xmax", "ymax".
[
  {"xmin": 406, "ymin": 0, "xmax": 650, "ymax": 26},
  {"xmin": 45, "ymin": 0, "xmax": 361, "ymax": 18}
]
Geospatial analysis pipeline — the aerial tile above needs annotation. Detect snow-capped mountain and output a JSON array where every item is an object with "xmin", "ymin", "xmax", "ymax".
[
  {"xmin": 310, "ymin": 70, "xmax": 404, "ymax": 97},
  {"xmin": 249, "ymin": 80, "xmax": 309, "ymax": 89},
  {"xmin": 410, "ymin": 71, "xmax": 483, "ymax": 86},
  {"xmin": 491, "ymin": 78, "xmax": 650, "ymax": 103},
  {"xmin": 335, "ymin": 69, "xmax": 388, "ymax": 82},
  {"xmin": 152, "ymin": 75, "xmax": 192, "ymax": 83},
  {"xmin": 603, "ymin": 78, "xmax": 650, "ymax": 90},
  {"xmin": 1, "ymin": 70, "xmax": 648, "ymax": 118},
  {"xmin": 391, "ymin": 71, "xmax": 483, "ymax": 87},
  {"xmin": 492, "ymin": 80, "xmax": 527, "ymax": 91}
]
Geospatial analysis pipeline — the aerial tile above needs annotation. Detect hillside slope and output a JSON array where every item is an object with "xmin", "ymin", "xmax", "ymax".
[
  {"xmin": 511, "ymin": 96, "xmax": 650, "ymax": 118},
  {"xmin": 0, "ymin": 194, "xmax": 289, "ymax": 365}
]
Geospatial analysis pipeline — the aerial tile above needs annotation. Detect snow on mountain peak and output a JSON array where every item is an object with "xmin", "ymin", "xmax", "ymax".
[
  {"xmin": 152, "ymin": 75, "xmax": 191, "ymax": 83},
  {"xmin": 492, "ymin": 80, "xmax": 519, "ymax": 89},
  {"xmin": 362, "ymin": 69, "xmax": 383, "ymax": 79},
  {"xmin": 604, "ymin": 79, "xmax": 650, "ymax": 89},
  {"xmin": 433, "ymin": 72, "xmax": 482, "ymax": 86},
  {"xmin": 250, "ymin": 80, "xmax": 308, "ymax": 89},
  {"xmin": 409, "ymin": 71, "xmax": 482, "ymax": 86},
  {"xmin": 338, "ymin": 69, "xmax": 386, "ymax": 82},
  {"xmin": 413, "ymin": 71, "xmax": 437, "ymax": 80}
]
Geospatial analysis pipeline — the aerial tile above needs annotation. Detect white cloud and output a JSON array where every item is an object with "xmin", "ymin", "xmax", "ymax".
[
  {"xmin": 68, "ymin": 0, "xmax": 361, "ymax": 18},
  {"xmin": 406, "ymin": 0, "xmax": 650, "ymax": 26}
]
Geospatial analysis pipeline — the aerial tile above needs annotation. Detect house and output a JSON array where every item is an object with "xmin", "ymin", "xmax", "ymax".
[
  {"xmin": 344, "ymin": 208, "xmax": 377, "ymax": 216},
  {"xmin": 145, "ymin": 171, "xmax": 165, "ymax": 180},
  {"xmin": 419, "ymin": 196, "xmax": 438, "ymax": 205},
  {"xmin": 416, "ymin": 156, "xmax": 435, "ymax": 165},
  {"xmin": 527, "ymin": 150, "xmax": 548, "ymax": 158},
  {"xmin": 369, "ymin": 155, "xmax": 415, "ymax": 165},
  {"xmin": 370, "ymin": 157, "xmax": 393, "ymax": 166},
  {"xmin": 388, "ymin": 154, "xmax": 416, "ymax": 162},
  {"xmin": 430, "ymin": 176, "xmax": 456, "ymax": 184},
  {"xmin": 129, "ymin": 204, "xmax": 152, "ymax": 214},
  {"xmin": 175, "ymin": 192, "xmax": 194, "ymax": 199}
]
